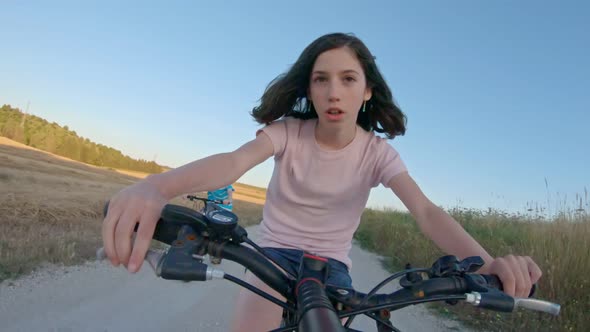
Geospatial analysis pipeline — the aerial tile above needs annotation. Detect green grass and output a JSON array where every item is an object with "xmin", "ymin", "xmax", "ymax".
[{"xmin": 354, "ymin": 207, "xmax": 589, "ymax": 332}]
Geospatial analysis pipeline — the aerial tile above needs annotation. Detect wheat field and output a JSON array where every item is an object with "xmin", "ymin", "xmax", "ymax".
[{"xmin": 0, "ymin": 138, "xmax": 264, "ymax": 281}]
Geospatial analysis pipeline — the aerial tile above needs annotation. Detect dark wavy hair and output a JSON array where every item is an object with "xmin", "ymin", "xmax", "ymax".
[{"xmin": 251, "ymin": 33, "xmax": 406, "ymax": 139}]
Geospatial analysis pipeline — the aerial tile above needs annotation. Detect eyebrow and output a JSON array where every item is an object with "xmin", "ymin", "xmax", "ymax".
[{"xmin": 312, "ymin": 69, "xmax": 360, "ymax": 75}]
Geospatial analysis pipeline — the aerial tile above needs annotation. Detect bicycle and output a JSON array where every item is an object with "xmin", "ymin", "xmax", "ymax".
[{"xmin": 98, "ymin": 200, "xmax": 560, "ymax": 332}]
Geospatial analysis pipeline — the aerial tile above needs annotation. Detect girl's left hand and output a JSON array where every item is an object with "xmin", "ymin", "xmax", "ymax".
[{"xmin": 486, "ymin": 255, "xmax": 543, "ymax": 297}]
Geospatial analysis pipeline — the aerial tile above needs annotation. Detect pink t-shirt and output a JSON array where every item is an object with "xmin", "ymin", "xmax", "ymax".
[{"xmin": 257, "ymin": 117, "xmax": 407, "ymax": 269}]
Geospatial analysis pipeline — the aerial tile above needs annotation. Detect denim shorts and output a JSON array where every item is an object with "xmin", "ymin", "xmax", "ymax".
[{"xmin": 262, "ymin": 247, "xmax": 353, "ymax": 289}]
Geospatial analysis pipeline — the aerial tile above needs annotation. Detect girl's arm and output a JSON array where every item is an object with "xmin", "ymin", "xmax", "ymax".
[
  {"xmin": 388, "ymin": 172, "xmax": 542, "ymax": 297},
  {"xmin": 146, "ymin": 134, "xmax": 273, "ymax": 199},
  {"xmin": 102, "ymin": 132, "xmax": 274, "ymax": 272}
]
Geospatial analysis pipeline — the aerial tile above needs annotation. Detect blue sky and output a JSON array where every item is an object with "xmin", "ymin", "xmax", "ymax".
[{"xmin": 2, "ymin": 1, "xmax": 588, "ymax": 214}]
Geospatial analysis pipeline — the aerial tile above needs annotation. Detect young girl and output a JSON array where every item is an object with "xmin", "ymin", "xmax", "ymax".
[{"xmin": 102, "ymin": 33, "xmax": 542, "ymax": 331}]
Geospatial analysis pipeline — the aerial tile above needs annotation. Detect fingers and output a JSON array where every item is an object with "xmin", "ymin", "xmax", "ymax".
[
  {"xmin": 128, "ymin": 209, "xmax": 159, "ymax": 273},
  {"xmin": 519, "ymin": 256, "xmax": 535, "ymax": 297},
  {"xmin": 494, "ymin": 257, "xmax": 516, "ymax": 297},
  {"xmin": 114, "ymin": 208, "xmax": 139, "ymax": 267},
  {"xmin": 509, "ymin": 255, "xmax": 531, "ymax": 297},
  {"xmin": 102, "ymin": 200, "xmax": 123, "ymax": 266},
  {"xmin": 101, "ymin": 181, "xmax": 166, "ymax": 273},
  {"xmin": 493, "ymin": 255, "xmax": 542, "ymax": 298},
  {"xmin": 526, "ymin": 256, "xmax": 543, "ymax": 283}
]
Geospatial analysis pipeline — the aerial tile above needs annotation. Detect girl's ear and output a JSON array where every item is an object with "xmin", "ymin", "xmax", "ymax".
[{"xmin": 364, "ymin": 87, "xmax": 372, "ymax": 101}]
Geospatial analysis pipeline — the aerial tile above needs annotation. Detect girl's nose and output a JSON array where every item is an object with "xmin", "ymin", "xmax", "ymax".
[{"xmin": 328, "ymin": 82, "xmax": 342, "ymax": 102}]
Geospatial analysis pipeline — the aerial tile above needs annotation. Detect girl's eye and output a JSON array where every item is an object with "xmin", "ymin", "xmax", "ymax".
[
  {"xmin": 313, "ymin": 76, "xmax": 327, "ymax": 83},
  {"xmin": 344, "ymin": 76, "xmax": 356, "ymax": 82}
]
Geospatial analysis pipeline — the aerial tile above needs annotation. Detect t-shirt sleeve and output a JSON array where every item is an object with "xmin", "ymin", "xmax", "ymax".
[
  {"xmin": 256, "ymin": 119, "xmax": 288, "ymax": 158},
  {"xmin": 374, "ymin": 140, "xmax": 407, "ymax": 188}
]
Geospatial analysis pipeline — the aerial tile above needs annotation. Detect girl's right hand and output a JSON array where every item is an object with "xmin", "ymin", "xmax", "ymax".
[{"xmin": 101, "ymin": 180, "xmax": 168, "ymax": 273}]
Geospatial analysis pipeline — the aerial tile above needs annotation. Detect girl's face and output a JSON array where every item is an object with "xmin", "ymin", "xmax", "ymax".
[{"xmin": 309, "ymin": 47, "xmax": 372, "ymax": 128}]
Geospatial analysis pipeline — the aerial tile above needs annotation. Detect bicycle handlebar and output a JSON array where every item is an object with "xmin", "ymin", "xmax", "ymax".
[
  {"xmin": 186, "ymin": 195, "xmax": 224, "ymax": 205},
  {"xmin": 99, "ymin": 202, "xmax": 560, "ymax": 331}
]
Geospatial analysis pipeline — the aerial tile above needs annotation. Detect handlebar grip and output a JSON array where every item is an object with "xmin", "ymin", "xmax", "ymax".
[
  {"xmin": 297, "ymin": 280, "xmax": 344, "ymax": 332},
  {"xmin": 103, "ymin": 202, "xmax": 209, "ymax": 245},
  {"xmin": 482, "ymin": 275, "xmax": 536, "ymax": 297},
  {"xmin": 478, "ymin": 291, "xmax": 515, "ymax": 312},
  {"xmin": 482, "ymin": 274, "xmax": 502, "ymax": 289},
  {"xmin": 466, "ymin": 290, "xmax": 560, "ymax": 315},
  {"xmin": 514, "ymin": 298, "xmax": 561, "ymax": 316}
]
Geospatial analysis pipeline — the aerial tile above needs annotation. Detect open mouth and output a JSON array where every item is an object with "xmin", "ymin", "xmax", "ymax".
[{"xmin": 326, "ymin": 108, "xmax": 344, "ymax": 115}]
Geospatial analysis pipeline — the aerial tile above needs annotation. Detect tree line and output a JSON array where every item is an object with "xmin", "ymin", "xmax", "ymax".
[{"xmin": 0, "ymin": 104, "xmax": 164, "ymax": 173}]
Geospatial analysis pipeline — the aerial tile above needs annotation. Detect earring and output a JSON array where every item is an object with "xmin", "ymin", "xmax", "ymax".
[
  {"xmin": 362, "ymin": 100, "xmax": 367, "ymax": 113},
  {"xmin": 306, "ymin": 98, "xmax": 313, "ymax": 113}
]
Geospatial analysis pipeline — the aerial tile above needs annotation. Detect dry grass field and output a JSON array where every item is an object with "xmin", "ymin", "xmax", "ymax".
[{"xmin": 0, "ymin": 137, "xmax": 265, "ymax": 281}]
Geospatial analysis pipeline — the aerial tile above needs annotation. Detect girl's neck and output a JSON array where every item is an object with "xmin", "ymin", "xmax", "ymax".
[{"xmin": 314, "ymin": 120, "xmax": 357, "ymax": 150}]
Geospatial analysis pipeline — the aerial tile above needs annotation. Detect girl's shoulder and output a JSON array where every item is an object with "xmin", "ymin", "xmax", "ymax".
[
  {"xmin": 269, "ymin": 116, "xmax": 314, "ymax": 137},
  {"xmin": 358, "ymin": 127, "xmax": 397, "ymax": 150},
  {"xmin": 263, "ymin": 116, "xmax": 306, "ymax": 129},
  {"xmin": 282, "ymin": 116, "xmax": 309, "ymax": 128},
  {"xmin": 258, "ymin": 117, "xmax": 314, "ymax": 158}
]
